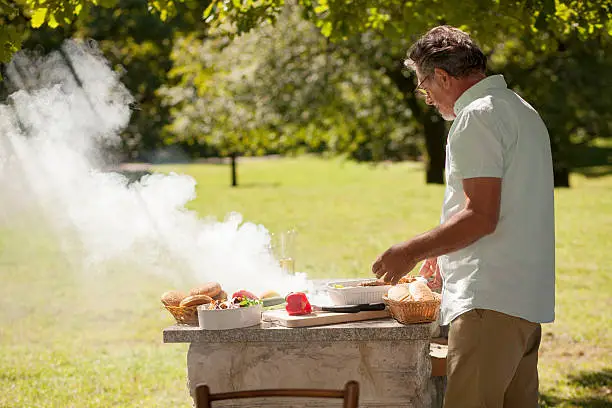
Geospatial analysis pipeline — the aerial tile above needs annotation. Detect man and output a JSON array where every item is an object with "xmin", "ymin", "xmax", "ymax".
[{"xmin": 371, "ymin": 26, "xmax": 555, "ymax": 407}]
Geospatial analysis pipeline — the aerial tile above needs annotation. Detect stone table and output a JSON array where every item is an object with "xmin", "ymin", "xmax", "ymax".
[{"xmin": 163, "ymin": 318, "xmax": 445, "ymax": 407}]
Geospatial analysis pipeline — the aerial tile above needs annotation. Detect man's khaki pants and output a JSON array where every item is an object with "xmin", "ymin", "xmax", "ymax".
[{"xmin": 443, "ymin": 309, "xmax": 542, "ymax": 408}]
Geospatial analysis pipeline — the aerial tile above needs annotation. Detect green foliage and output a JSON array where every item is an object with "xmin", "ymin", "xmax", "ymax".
[
  {"xmin": 9, "ymin": 0, "xmax": 212, "ymax": 160},
  {"xmin": 159, "ymin": 32, "xmax": 280, "ymax": 157},
  {"xmin": 160, "ymin": 7, "xmax": 418, "ymax": 162},
  {"xmin": 0, "ymin": 0, "xmax": 199, "ymax": 64},
  {"xmin": 493, "ymin": 32, "xmax": 612, "ymax": 172},
  {"xmin": 202, "ymin": 0, "xmax": 612, "ymax": 43},
  {"xmin": 200, "ymin": 0, "xmax": 611, "ymax": 184},
  {"xmin": 2, "ymin": 0, "xmax": 610, "ymax": 177}
]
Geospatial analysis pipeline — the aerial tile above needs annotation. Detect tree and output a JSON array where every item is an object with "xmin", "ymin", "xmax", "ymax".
[
  {"xmin": 4, "ymin": 0, "xmax": 611, "ymax": 185},
  {"xmin": 202, "ymin": 0, "xmax": 612, "ymax": 186},
  {"xmin": 0, "ymin": 0, "xmax": 201, "ymax": 65},
  {"xmin": 68, "ymin": 0, "xmax": 211, "ymax": 161},
  {"xmin": 159, "ymin": 32, "xmax": 281, "ymax": 187},
  {"xmin": 159, "ymin": 7, "xmax": 416, "ymax": 186},
  {"xmin": 1, "ymin": 0, "xmax": 212, "ymax": 161},
  {"xmin": 491, "ymin": 32, "xmax": 612, "ymax": 186}
]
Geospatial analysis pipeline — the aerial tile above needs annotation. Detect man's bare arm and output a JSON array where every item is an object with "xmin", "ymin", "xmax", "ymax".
[
  {"xmin": 372, "ymin": 177, "xmax": 502, "ymax": 283},
  {"xmin": 405, "ymin": 177, "xmax": 502, "ymax": 261}
]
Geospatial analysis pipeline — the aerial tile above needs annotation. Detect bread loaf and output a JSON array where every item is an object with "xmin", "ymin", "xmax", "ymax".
[
  {"xmin": 387, "ymin": 284, "xmax": 412, "ymax": 302},
  {"xmin": 160, "ymin": 290, "xmax": 186, "ymax": 307},
  {"xmin": 189, "ymin": 282, "xmax": 222, "ymax": 298},
  {"xmin": 179, "ymin": 294, "xmax": 213, "ymax": 307},
  {"xmin": 408, "ymin": 281, "xmax": 434, "ymax": 301}
]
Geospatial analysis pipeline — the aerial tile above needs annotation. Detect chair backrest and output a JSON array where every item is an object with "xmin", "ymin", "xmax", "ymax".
[{"xmin": 195, "ymin": 380, "xmax": 359, "ymax": 408}]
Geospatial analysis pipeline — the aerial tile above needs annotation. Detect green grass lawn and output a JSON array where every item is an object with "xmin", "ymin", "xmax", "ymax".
[{"xmin": 1, "ymin": 156, "xmax": 610, "ymax": 407}]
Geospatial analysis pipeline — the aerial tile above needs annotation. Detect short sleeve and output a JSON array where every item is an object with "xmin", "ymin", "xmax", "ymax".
[{"xmin": 449, "ymin": 107, "xmax": 504, "ymax": 179}]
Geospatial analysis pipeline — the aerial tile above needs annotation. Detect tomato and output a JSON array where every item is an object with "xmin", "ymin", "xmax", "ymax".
[{"xmin": 231, "ymin": 290, "xmax": 259, "ymax": 300}]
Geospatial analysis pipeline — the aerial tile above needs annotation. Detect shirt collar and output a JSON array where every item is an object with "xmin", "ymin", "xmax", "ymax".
[{"xmin": 453, "ymin": 74, "xmax": 507, "ymax": 115}]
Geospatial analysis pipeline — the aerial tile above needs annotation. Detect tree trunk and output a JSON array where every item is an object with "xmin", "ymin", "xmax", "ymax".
[
  {"xmin": 230, "ymin": 154, "xmax": 238, "ymax": 187},
  {"xmin": 422, "ymin": 111, "xmax": 446, "ymax": 184},
  {"xmin": 549, "ymin": 135, "xmax": 571, "ymax": 188},
  {"xmin": 553, "ymin": 167, "xmax": 570, "ymax": 188},
  {"xmin": 387, "ymin": 68, "xmax": 446, "ymax": 185}
]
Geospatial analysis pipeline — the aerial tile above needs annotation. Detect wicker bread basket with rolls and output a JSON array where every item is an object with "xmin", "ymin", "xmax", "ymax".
[
  {"xmin": 163, "ymin": 304, "xmax": 199, "ymax": 325},
  {"xmin": 161, "ymin": 287, "xmax": 220, "ymax": 326},
  {"xmin": 383, "ymin": 280, "xmax": 442, "ymax": 324},
  {"xmin": 383, "ymin": 293, "xmax": 442, "ymax": 324}
]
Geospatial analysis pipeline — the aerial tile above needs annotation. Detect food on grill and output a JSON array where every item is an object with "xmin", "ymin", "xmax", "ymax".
[
  {"xmin": 179, "ymin": 294, "xmax": 213, "ymax": 307},
  {"xmin": 387, "ymin": 284, "xmax": 412, "ymax": 302},
  {"xmin": 408, "ymin": 281, "xmax": 434, "ymax": 301},
  {"xmin": 260, "ymin": 290, "xmax": 280, "ymax": 299},
  {"xmin": 189, "ymin": 282, "xmax": 222, "ymax": 298},
  {"xmin": 398, "ymin": 275, "xmax": 417, "ymax": 284},
  {"xmin": 160, "ymin": 290, "xmax": 186, "ymax": 307},
  {"xmin": 357, "ymin": 279, "xmax": 388, "ymax": 287}
]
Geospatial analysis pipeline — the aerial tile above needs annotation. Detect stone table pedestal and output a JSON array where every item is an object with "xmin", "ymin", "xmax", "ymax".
[{"xmin": 164, "ymin": 319, "xmax": 444, "ymax": 407}]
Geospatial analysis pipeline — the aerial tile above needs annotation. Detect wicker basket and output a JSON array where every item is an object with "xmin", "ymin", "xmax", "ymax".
[
  {"xmin": 164, "ymin": 304, "xmax": 199, "ymax": 326},
  {"xmin": 383, "ymin": 292, "xmax": 442, "ymax": 324}
]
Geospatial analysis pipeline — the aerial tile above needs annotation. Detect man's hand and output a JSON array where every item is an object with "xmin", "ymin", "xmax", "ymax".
[
  {"xmin": 419, "ymin": 257, "xmax": 442, "ymax": 290},
  {"xmin": 419, "ymin": 257, "xmax": 438, "ymax": 279},
  {"xmin": 371, "ymin": 242, "xmax": 418, "ymax": 285}
]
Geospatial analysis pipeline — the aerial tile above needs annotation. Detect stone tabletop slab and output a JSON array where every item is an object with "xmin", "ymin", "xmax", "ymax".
[{"xmin": 163, "ymin": 318, "xmax": 437, "ymax": 343}]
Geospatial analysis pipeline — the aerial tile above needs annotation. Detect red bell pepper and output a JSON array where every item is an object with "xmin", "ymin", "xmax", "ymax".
[{"xmin": 285, "ymin": 292, "xmax": 312, "ymax": 316}]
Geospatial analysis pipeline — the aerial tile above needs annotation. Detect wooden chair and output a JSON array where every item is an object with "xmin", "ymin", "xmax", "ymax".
[{"xmin": 195, "ymin": 380, "xmax": 359, "ymax": 408}]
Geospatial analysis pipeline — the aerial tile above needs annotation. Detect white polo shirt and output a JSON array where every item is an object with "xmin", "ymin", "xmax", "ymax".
[{"xmin": 438, "ymin": 74, "xmax": 555, "ymax": 325}]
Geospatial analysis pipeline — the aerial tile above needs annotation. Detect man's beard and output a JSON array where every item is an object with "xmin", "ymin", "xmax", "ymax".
[
  {"xmin": 441, "ymin": 112, "xmax": 456, "ymax": 121},
  {"xmin": 434, "ymin": 105, "xmax": 456, "ymax": 121}
]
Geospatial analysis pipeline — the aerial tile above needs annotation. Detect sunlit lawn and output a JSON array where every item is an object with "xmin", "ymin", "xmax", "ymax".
[{"xmin": 1, "ymin": 156, "xmax": 610, "ymax": 407}]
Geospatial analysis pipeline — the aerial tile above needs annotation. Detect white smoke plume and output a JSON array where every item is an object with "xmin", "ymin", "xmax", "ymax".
[{"xmin": 0, "ymin": 40, "xmax": 306, "ymax": 297}]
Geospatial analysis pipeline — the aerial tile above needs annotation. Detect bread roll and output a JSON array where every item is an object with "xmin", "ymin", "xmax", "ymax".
[
  {"xmin": 398, "ymin": 275, "xmax": 416, "ymax": 284},
  {"xmin": 408, "ymin": 281, "xmax": 434, "ymax": 301},
  {"xmin": 161, "ymin": 290, "xmax": 186, "ymax": 307},
  {"xmin": 180, "ymin": 294, "xmax": 213, "ymax": 307},
  {"xmin": 213, "ymin": 290, "xmax": 228, "ymax": 301},
  {"xmin": 260, "ymin": 290, "xmax": 280, "ymax": 299},
  {"xmin": 189, "ymin": 282, "xmax": 222, "ymax": 298},
  {"xmin": 387, "ymin": 284, "xmax": 411, "ymax": 302}
]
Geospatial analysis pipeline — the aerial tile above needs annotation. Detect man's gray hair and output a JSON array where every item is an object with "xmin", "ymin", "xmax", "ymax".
[{"xmin": 405, "ymin": 25, "xmax": 486, "ymax": 78}]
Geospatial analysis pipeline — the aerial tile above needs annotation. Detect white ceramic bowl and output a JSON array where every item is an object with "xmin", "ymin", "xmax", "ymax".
[
  {"xmin": 197, "ymin": 304, "xmax": 263, "ymax": 330},
  {"xmin": 326, "ymin": 279, "xmax": 391, "ymax": 305}
]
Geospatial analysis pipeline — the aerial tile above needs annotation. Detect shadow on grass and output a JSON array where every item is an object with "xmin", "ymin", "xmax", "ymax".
[
  {"xmin": 236, "ymin": 182, "xmax": 281, "ymax": 189},
  {"xmin": 571, "ymin": 145, "xmax": 612, "ymax": 178},
  {"xmin": 539, "ymin": 368, "xmax": 612, "ymax": 407}
]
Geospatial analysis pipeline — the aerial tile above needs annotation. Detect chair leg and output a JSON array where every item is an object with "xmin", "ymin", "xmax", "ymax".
[
  {"xmin": 343, "ymin": 381, "xmax": 360, "ymax": 408},
  {"xmin": 195, "ymin": 384, "xmax": 211, "ymax": 408}
]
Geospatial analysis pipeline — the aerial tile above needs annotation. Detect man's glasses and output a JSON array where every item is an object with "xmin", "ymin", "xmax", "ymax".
[{"xmin": 414, "ymin": 74, "xmax": 431, "ymax": 97}]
